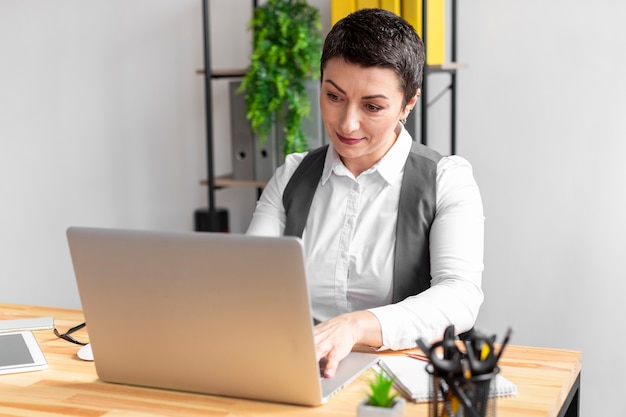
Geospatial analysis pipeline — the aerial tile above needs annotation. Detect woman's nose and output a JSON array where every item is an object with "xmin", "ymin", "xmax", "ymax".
[{"xmin": 339, "ymin": 107, "xmax": 360, "ymax": 135}]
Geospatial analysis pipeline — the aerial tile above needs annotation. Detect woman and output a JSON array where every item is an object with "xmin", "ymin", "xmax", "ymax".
[{"xmin": 247, "ymin": 8, "xmax": 484, "ymax": 378}]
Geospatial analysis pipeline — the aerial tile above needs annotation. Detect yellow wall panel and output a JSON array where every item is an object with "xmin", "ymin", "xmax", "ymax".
[
  {"xmin": 331, "ymin": 0, "xmax": 357, "ymax": 25},
  {"xmin": 401, "ymin": 0, "xmax": 446, "ymax": 65}
]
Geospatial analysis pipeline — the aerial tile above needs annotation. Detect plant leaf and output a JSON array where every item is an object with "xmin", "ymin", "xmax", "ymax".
[{"xmin": 240, "ymin": 0, "xmax": 322, "ymax": 152}]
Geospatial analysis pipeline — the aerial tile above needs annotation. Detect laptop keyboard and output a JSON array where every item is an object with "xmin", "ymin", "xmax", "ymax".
[{"xmin": 318, "ymin": 357, "xmax": 328, "ymax": 379}]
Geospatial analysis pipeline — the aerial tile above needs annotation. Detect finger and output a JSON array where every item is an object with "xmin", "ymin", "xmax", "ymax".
[
  {"xmin": 323, "ymin": 354, "xmax": 340, "ymax": 378},
  {"xmin": 314, "ymin": 334, "xmax": 331, "ymax": 362}
]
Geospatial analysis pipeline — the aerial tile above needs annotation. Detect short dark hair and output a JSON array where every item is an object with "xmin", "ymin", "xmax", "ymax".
[{"xmin": 320, "ymin": 8, "xmax": 425, "ymax": 107}]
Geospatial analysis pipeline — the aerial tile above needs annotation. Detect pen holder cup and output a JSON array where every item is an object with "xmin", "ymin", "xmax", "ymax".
[{"xmin": 427, "ymin": 364, "xmax": 498, "ymax": 417}]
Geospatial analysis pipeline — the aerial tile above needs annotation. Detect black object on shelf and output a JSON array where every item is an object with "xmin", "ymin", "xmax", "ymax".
[
  {"xmin": 194, "ymin": 208, "xmax": 229, "ymax": 233},
  {"xmin": 200, "ymin": 0, "xmax": 258, "ymax": 232}
]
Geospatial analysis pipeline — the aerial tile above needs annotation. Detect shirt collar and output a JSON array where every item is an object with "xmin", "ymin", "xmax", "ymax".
[{"xmin": 321, "ymin": 124, "xmax": 413, "ymax": 186}]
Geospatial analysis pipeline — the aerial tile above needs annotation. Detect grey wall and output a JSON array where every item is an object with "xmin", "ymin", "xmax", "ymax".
[{"xmin": 1, "ymin": 1, "xmax": 623, "ymax": 415}]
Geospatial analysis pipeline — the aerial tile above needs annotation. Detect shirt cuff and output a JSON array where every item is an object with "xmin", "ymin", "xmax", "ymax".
[{"xmin": 367, "ymin": 305, "xmax": 419, "ymax": 351}]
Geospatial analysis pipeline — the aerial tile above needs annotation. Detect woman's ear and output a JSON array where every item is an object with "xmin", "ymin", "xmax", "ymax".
[{"xmin": 402, "ymin": 91, "xmax": 420, "ymax": 120}]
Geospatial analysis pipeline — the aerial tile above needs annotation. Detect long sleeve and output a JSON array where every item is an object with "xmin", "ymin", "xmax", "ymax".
[
  {"xmin": 368, "ymin": 155, "xmax": 485, "ymax": 349},
  {"xmin": 246, "ymin": 152, "xmax": 308, "ymax": 237}
]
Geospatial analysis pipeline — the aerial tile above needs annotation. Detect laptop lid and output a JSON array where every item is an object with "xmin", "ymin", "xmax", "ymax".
[{"xmin": 66, "ymin": 227, "xmax": 378, "ymax": 406}]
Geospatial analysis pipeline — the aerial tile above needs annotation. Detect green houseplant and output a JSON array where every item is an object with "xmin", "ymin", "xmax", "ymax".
[
  {"xmin": 357, "ymin": 369, "xmax": 405, "ymax": 417},
  {"xmin": 238, "ymin": 0, "xmax": 322, "ymax": 156}
]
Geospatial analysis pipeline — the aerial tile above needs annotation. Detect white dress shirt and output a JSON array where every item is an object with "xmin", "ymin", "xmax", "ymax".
[{"xmin": 246, "ymin": 126, "xmax": 484, "ymax": 349}]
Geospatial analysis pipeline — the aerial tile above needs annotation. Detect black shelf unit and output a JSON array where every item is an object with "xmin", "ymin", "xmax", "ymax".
[
  {"xmin": 199, "ymin": 0, "xmax": 259, "ymax": 232},
  {"xmin": 199, "ymin": 0, "xmax": 462, "ymax": 232},
  {"xmin": 200, "ymin": 0, "xmax": 218, "ymax": 232},
  {"xmin": 413, "ymin": 0, "xmax": 460, "ymax": 154}
]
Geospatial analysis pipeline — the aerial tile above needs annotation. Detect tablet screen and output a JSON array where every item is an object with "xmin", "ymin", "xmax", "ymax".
[
  {"xmin": 0, "ymin": 331, "xmax": 47, "ymax": 374},
  {"xmin": 0, "ymin": 333, "xmax": 35, "ymax": 366}
]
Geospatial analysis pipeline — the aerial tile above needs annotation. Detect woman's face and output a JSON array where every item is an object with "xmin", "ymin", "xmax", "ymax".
[{"xmin": 320, "ymin": 58, "xmax": 417, "ymax": 176}]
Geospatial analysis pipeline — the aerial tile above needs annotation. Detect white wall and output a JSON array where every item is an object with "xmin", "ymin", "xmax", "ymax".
[
  {"xmin": 0, "ymin": 0, "xmax": 208, "ymax": 307},
  {"xmin": 456, "ymin": 1, "xmax": 626, "ymax": 416},
  {"xmin": 1, "ymin": 0, "xmax": 623, "ymax": 415}
]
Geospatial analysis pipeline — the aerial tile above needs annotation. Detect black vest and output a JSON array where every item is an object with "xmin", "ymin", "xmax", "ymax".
[{"xmin": 283, "ymin": 142, "xmax": 442, "ymax": 303}]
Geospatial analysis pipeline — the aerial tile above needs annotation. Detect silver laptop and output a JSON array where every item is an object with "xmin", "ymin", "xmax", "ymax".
[{"xmin": 66, "ymin": 227, "xmax": 378, "ymax": 406}]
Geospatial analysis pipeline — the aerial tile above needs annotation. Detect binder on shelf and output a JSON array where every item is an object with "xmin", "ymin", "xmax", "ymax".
[
  {"xmin": 259, "ymin": 80, "xmax": 324, "ymax": 181},
  {"xmin": 229, "ymin": 81, "xmax": 255, "ymax": 181},
  {"xmin": 301, "ymin": 81, "xmax": 324, "ymax": 151},
  {"xmin": 356, "ymin": 0, "xmax": 380, "ymax": 9},
  {"xmin": 401, "ymin": 0, "xmax": 446, "ymax": 65},
  {"xmin": 331, "ymin": 0, "xmax": 356, "ymax": 25},
  {"xmin": 379, "ymin": 0, "xmax": 401, "ymax": 14},
  {"xmin": 232, "ymin": 80, "xmax": 323, "ymax": 183},
  {"xmin": 254, "ymin": 124, "xmax": 279, "ymax": 183}
]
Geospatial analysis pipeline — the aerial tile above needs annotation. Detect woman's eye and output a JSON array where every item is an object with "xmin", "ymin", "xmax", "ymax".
[
  {"xmin": 366, "ymin": 103, "xmax": 382, "ymax": 112},
  {"xmin": 326, "ymin": 93, "xmax": 340, "ymax": 102}
]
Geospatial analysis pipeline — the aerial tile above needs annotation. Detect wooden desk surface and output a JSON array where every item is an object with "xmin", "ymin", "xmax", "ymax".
[{"xmin": 0, "ymin": 304, "xmax": 581, "ymax": 417}]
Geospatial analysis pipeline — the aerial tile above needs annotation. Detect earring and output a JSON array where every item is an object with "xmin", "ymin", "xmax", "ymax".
[{"xmin": 400, "ymin": 107, "xmax": 413, "ymax": 125}]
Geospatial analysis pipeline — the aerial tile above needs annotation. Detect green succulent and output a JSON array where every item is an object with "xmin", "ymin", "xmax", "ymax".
[
  {"xmin": 366, "ymin": 369, "xmax": 398, "ymax": 408},
  {"xmin": 239, "ymin": 0, "xmax": 322, "ymax": 155}
]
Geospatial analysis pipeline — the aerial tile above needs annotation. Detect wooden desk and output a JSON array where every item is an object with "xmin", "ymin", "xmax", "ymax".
[{"xmin": 0, "ymin": 304, "xmax": 581, "ymax": 417}]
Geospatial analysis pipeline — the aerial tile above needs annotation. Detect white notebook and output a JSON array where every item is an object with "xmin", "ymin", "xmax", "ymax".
[{"xmin": 379, "ymin": 355, "xmax": 518, "ymax": 403}]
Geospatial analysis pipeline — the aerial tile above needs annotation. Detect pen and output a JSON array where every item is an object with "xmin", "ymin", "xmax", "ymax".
[
  {"xmin": 480, "ymin": 342, "xmax": 490, "ymax": 361},
  {"xmin": 495, "ymin": 327, "xmax": 513, "ymax": 363},
  {"xmin": 461, "ymin": 358, "xmax": 472, "ymax": 380},
  {"xmin": 415, "ymin": 337, "xmax": 431, "ymax": 358},
  {"xmin": 405, "ymin": 353, "xmax": 429, "ymax": 362}
]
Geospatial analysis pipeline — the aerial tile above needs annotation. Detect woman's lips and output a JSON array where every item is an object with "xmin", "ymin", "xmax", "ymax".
[{"xmin": 337, "ymin": 134, "xmax": 362, "ymax": 146}]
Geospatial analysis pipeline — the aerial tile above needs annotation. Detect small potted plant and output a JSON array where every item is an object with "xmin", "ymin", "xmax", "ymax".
[{"xmin": 357, "ymin": 369, "xmax": 406, "ymax": 417}]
